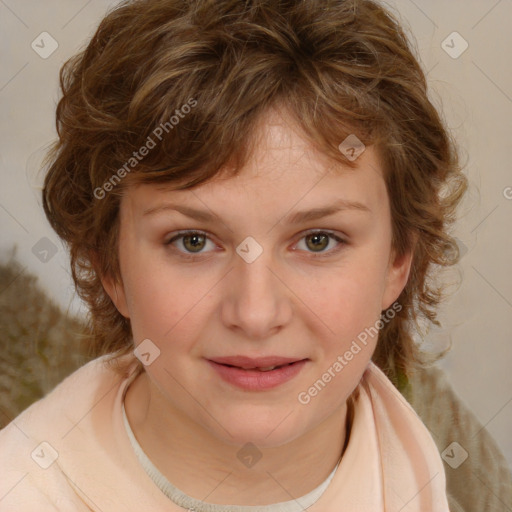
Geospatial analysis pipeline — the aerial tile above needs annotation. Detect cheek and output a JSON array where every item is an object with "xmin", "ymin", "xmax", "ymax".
[
  {"xmin": 133, "ymin": 295, "xmax": 181, "ymax": 345},
  {"xmin": 120, "ymin": 251, "xmax": 192, "ymax": 342},
  {"xmin": 304, "ymin": 263, "xmax": 386, "ymax": 337},
  {"xmin": 298, "ymin": 271, "xmax": 386, "ymax": 409},
  {"xmin": 123, "ymin": 263, "xmax": 226, "ymax": 359}
]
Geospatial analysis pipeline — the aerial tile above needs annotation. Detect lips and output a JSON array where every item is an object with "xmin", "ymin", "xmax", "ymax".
[
  {"xmin": 207, "ymin": 356, "xmax": 308, "ymax": 391},
  {"xmin": 209, "ymin": 355, "xmax": 305, "ymax": 370}
]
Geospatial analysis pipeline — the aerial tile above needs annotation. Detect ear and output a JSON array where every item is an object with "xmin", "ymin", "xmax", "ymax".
[
  {"xmin": 100, "ymin": 272, "xmax": 131, "ymax": 318},
  {"xmin": 91, "ymin": 250, "xmax": 131, "ymax": 318},
  {"xmin": 381, "ymin": 238, "xmax": 416, "ymax": 311}
]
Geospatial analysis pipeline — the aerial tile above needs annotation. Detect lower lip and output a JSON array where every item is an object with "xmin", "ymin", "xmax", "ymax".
[{"xmin": 207, "ymin": 360, "xmax": 308, "ymax": 391}]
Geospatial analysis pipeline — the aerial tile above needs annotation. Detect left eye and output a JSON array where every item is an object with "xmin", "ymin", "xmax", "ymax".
[
  {"xmin": 294, "ymin": 230, "xmax": 345, "ymax": 255},
  {"xmin": 165, "ymin": 230, "xmax": 345, "ymax": 259}
]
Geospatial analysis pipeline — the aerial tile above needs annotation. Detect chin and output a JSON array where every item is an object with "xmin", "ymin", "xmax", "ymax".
[{"xmin": 201, "ymin": 407, "xmax": 307, "ymax": 449}]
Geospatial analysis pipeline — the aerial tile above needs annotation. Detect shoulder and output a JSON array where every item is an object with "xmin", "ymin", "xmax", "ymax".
[
  {"xmin": 344, "ymin": 362, "xmax": 450, "ymax": 510},
  {"xmin": 0, "ymin": 354, "xmax": 137, "ymax": 511},
  {"xmin": 1, "ymin": 355, "xmax": 123, "ymax": 439},
  {"xmin": 407, "ymin": 364, "xmax": 512, "ymax": 512}
]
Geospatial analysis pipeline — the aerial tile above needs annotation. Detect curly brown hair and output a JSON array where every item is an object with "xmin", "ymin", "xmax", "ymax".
[{"xmin": 42, "ymin": 0, "xmax": 467, "ymax": 384}]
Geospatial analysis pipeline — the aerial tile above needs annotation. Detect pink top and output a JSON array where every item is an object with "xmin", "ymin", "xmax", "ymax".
[{"xmin": 0, "ymin": 355, "xmax": 449, "ymax": 511}]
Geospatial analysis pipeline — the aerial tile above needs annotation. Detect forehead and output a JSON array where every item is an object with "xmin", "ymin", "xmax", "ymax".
[{"xmin": 121, "ymin": 107, "xmax": 388, "ymax": 219}]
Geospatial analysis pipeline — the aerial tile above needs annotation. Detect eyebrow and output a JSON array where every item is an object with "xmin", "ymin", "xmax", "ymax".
[{"xmin": 142, "ymin": 198, "xmax": 371, "ymax": 224}]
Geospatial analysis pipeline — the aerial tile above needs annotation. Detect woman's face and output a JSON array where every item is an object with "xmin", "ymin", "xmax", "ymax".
[{"xmin": 105, "ymin": 108, "xmax": 413, "ymax": 447}]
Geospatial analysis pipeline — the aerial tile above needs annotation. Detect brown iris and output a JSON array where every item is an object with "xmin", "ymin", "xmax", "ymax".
[{"xmin": 305, "ymin": 233, "xmax": 329, "ymax": 252}]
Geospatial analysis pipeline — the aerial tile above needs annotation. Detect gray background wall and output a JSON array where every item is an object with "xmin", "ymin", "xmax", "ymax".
[{"xmin": 1, "ymin": 0, "xmax": 511, "ymax": 470}]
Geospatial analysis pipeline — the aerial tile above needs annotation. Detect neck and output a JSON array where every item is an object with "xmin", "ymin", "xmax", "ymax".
[{"xmin": 124, "ymin": 371, "xmax": 350, "ymax": 506}]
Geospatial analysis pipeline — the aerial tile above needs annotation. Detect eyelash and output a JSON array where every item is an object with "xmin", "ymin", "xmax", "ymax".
[{"xmin": 164, "ymin": 229, "xmax": 347, "ymax": 261}]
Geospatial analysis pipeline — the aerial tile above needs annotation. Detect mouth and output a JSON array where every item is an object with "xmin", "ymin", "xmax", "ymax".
[
  {"xmin": 236, "ymin": 364, "xmax": 289, "ymax": 371},
  {"xmin": 207, "ymin": 356, "xmax": 309, "ymax": 391},
  {"xmin": 209, "ymin": 355, "xmax": 306, "ymax": 369},
  {"xmin": 219, "ymin": 362, "xmax": 296, "ymax": 372}
]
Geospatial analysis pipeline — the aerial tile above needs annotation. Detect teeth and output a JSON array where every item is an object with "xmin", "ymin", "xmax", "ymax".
[
  {"xmin": 258, "ymin": 366, "xmax": 277, "ymax": 371},
  {"xmin": 225, "ymin": 363, "xmax": 296, "ymax": 371},
  {"xmin": 238, "ymin": 366, "xmax": 278, "ymax": 371}
]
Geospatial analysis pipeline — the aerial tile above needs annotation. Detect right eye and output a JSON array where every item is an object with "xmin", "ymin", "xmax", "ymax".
[{"xmin": 165, "ymin": 230, "xmax": 217, "ymax": 260}]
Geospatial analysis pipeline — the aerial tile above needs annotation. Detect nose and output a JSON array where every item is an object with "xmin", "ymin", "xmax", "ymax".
[{"xmin": 219, "ymin": 244, "xmax": 293, "ymax": 341}]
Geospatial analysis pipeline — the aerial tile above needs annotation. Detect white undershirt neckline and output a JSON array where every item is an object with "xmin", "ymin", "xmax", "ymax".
[{"xmin": 121, "ymin": 401, "xmax": 341, "ymax": 511}]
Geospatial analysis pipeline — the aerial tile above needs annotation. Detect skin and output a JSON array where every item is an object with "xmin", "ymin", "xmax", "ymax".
[{"xmin": 102, "ymin": 106, "xmax": 413, "ymax": 505}]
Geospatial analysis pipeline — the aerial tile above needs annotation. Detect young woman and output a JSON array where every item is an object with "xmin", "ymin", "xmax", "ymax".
[{"xmin": 0, "ymin": 0, "xmax": 469, "ymax": 509}]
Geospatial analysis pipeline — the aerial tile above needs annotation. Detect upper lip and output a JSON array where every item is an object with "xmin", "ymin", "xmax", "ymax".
[{"xmin": 208, "ymin": 356, "xmax": 306, "ymax": 369}]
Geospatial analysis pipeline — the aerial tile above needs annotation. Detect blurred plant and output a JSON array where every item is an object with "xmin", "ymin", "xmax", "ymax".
[{"xmin": 0, "ymin": 248, "xmax": 92, "ymax": 428}]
